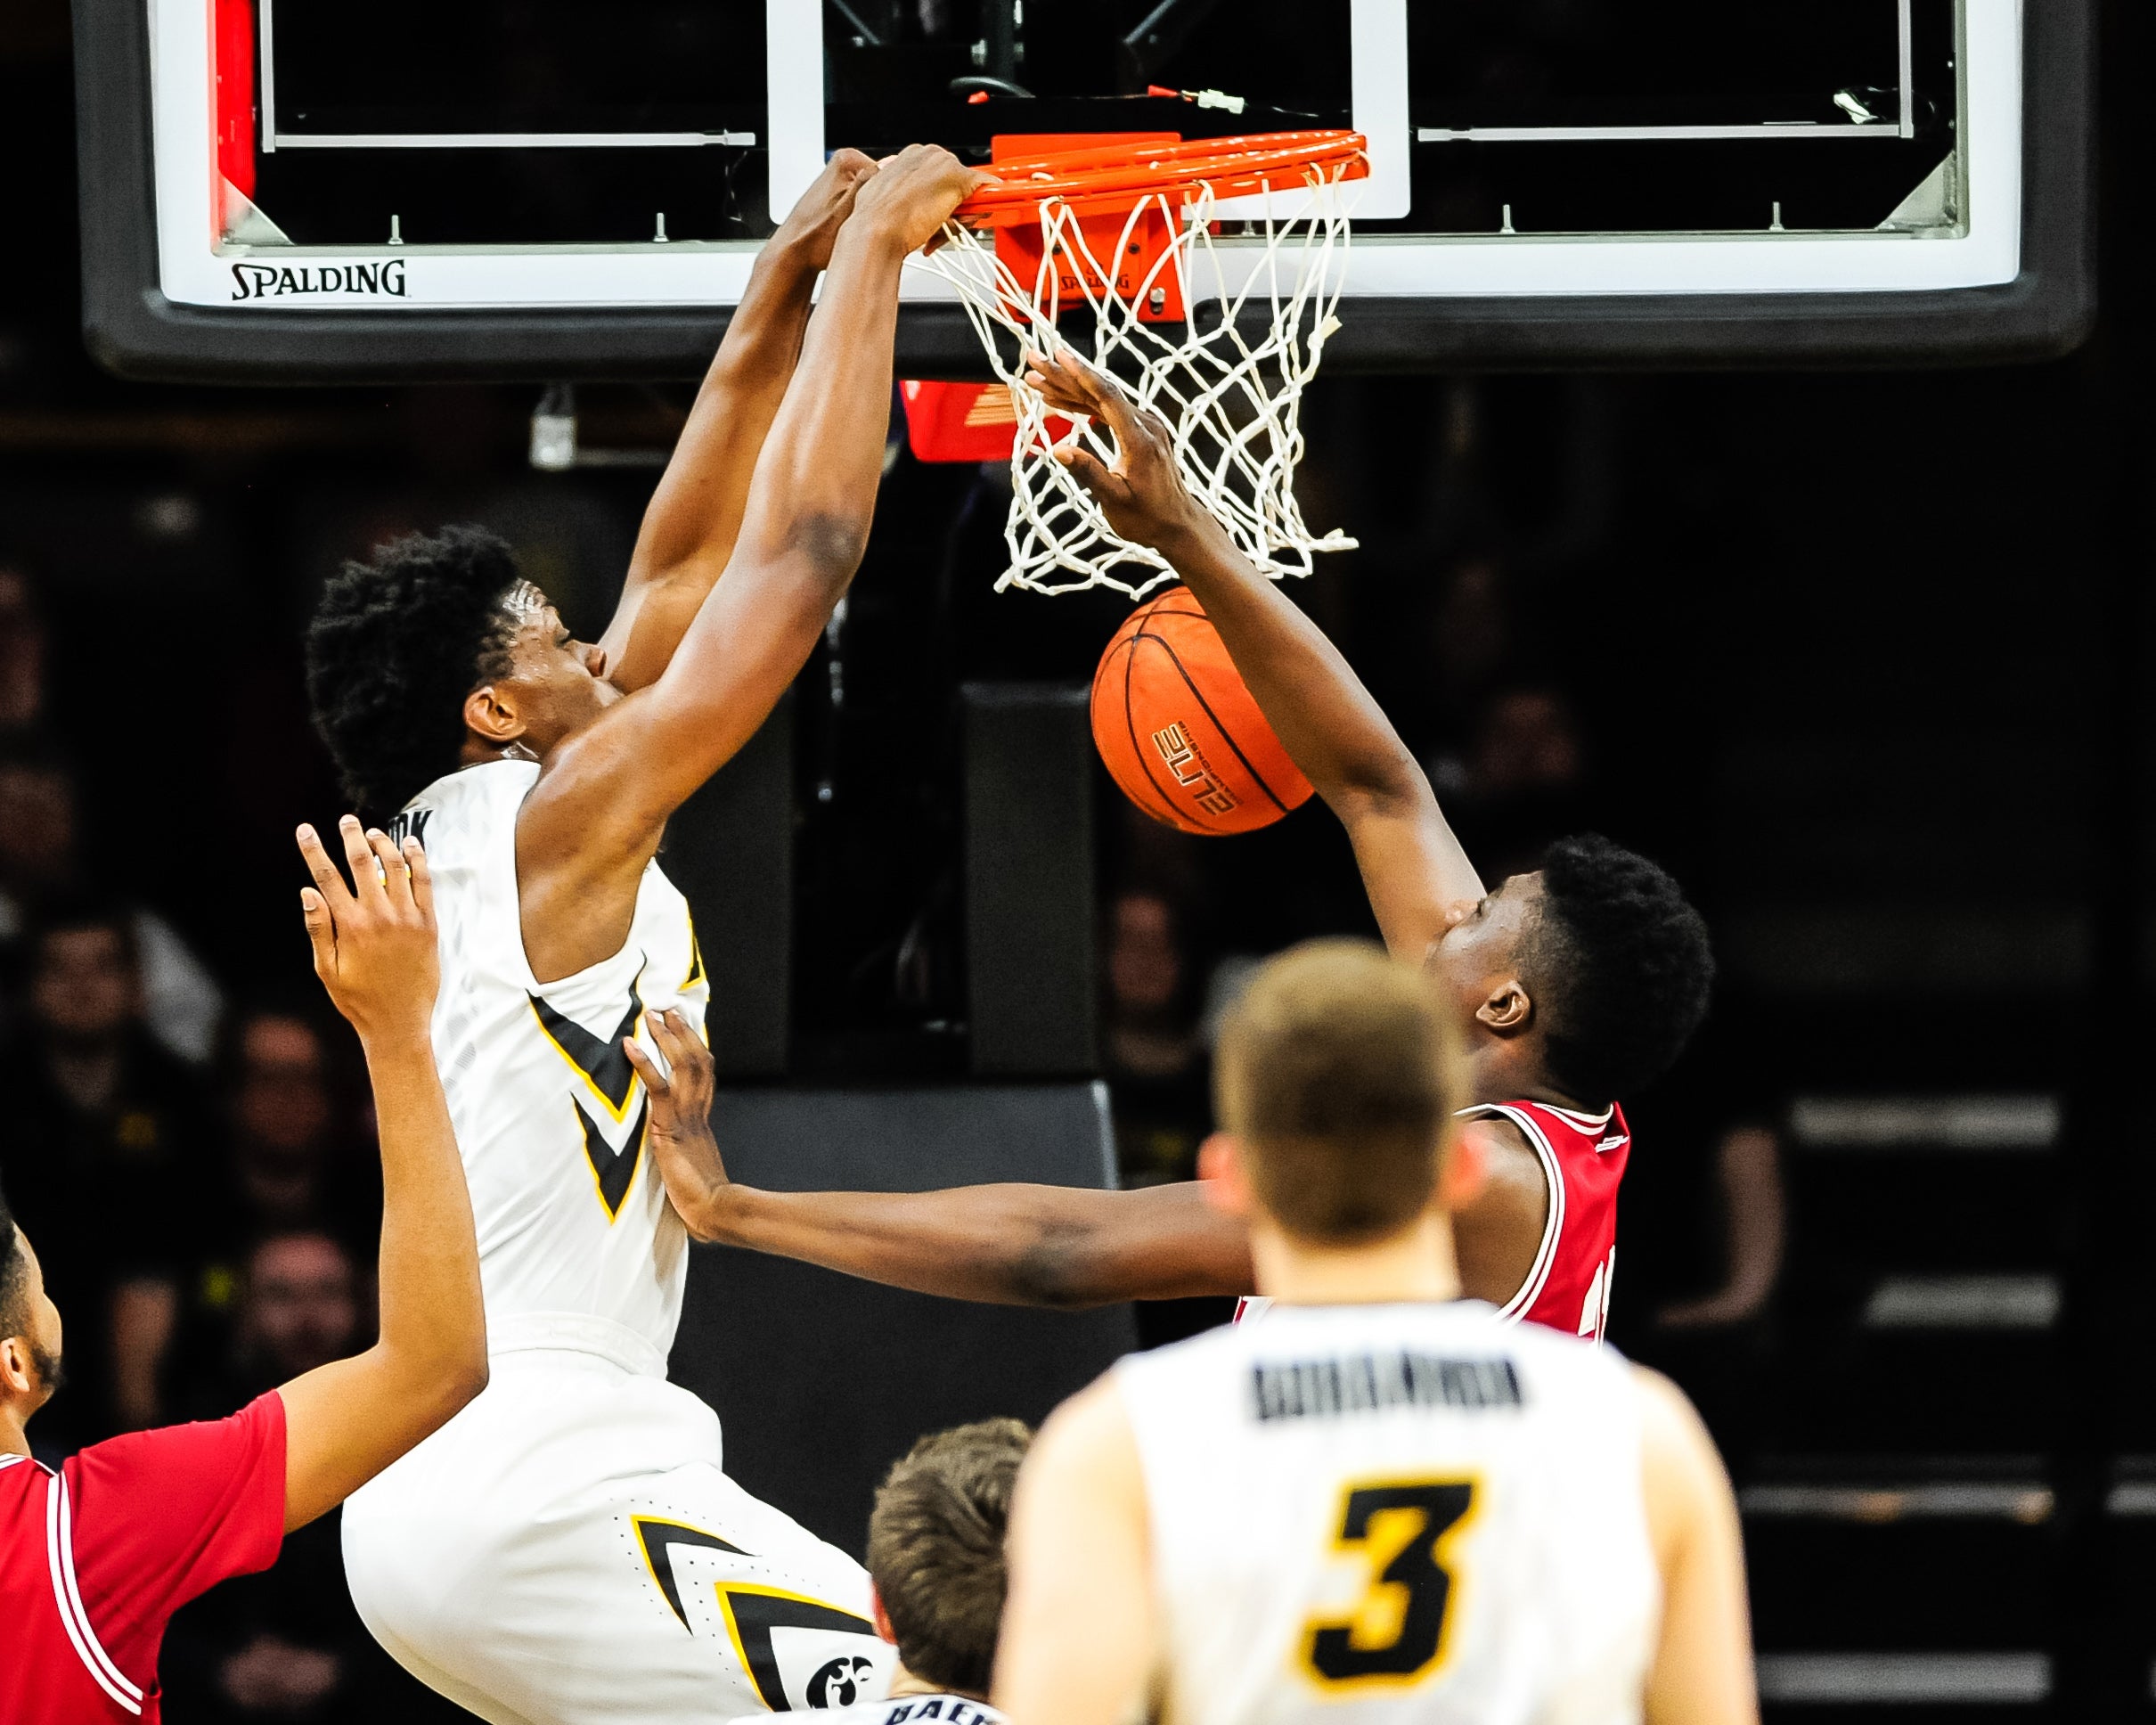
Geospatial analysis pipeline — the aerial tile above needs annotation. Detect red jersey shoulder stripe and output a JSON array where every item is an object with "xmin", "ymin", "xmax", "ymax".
[
  {"xmin": 46, "ymin": 1471, "xmax": 145, "ymax": 1714},
  {"xmin": 1459, "ymin": 1102, "xmax": 1564, "ymax": 1321}
]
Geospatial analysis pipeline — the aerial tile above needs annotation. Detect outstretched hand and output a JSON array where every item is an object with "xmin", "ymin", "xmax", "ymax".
[
  {"xmin": 850, "ymin": 143, "xmax": 997, "ymax": 257},
  {"xmin": 772, "ymin": 148, "xmax": 879, "ymax": 273},
  {"xmin": 1023, "ymin": 347, "xmax": 1218, "ymax": 552},
  {"xmin": 296, "ymin": 816, "xmax": 438, "ymax": 1044},
  {"xmin": 625, "ymin": 1009, "xmax": 731, "ymax": 1221}
]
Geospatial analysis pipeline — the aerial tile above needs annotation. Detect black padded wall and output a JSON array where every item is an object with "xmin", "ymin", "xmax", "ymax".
[
  {"xmin": 963, "ymin": 683, "xmax": 1098, "ymax": 1077},
  {"xmin": 669, "ymin": 1083, "xmax": 1135, "ymax": 1557},
  {"xmin": 665, "ymin": 691, "xmax": 794, "ymax": 1078}
]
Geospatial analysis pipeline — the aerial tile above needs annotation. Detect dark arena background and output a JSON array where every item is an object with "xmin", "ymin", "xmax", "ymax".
[{"xmin": 0, "ymin": 0, "xmax": 2149, "ymax": 1720}]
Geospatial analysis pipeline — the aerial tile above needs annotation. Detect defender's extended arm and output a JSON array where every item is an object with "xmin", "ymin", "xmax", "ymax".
[
  {"xmin": 1031, "ymin": 350, "xmax": 1483, "ymax": 962},
  {"xmin": 626, "ymin": 1010, "xmax": 1253, "ymax": 1305},
  {"xmin": 597, "ymin": 153, "xmax": 876, "ymax": 693},
  {"xmin": 279, "ymin": 819, "xmax": 486, "ymax": 1533}
]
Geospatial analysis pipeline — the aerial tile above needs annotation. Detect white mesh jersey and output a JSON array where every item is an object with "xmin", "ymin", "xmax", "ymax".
[
  {"xmin": 1115, "ymin": 1300, "xmax": 1659, "ymax": 1725},
  {"xmin": 391, "ymin": 760, "xmax": 710, "ymax": 1365}
]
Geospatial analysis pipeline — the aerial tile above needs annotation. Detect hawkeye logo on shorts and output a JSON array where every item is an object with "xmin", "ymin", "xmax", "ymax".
[
  {"xmin": 1152, "ymin": 722, "xmax": 1240, "ymax": 816},
  {"xmin": 229, "ymin": 259, "xmax": 409, "ymax": 301},
  {"xmin": 630, "ymin": 1517, "xmax": 883, "ymax": 1709},
  {"xmin": 528, "ymin": 977, "xmax": 649, "ymax": 1220}
]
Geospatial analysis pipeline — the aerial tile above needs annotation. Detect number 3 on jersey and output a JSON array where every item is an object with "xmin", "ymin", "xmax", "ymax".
[{"xmin": 1302, "ymin": 1479, "xmax": 1478, "ymax": 1689}]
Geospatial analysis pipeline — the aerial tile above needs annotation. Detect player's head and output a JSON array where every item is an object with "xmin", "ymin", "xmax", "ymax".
[
  {"xmin": 0, "ymin": 1190, "xmax": 67, "ymax": 1424},
  {"xmin": 867, "ymin": 1418, "xmax": 1033, "ymax": 1697},
  {"xmin": 1209, "ymin": 940, "xmax": 1470, "ymax": 1247},
  {"xmin": 1427, "ymin": 833, "xmax": 1713, "ymax": 1105},
  {"xmin": 306, "ymin": 525, "xmax": 617, "ymax": 816}
]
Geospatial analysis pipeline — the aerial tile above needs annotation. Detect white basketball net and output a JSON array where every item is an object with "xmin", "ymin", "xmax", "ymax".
[{"xmin": 911, "ymin": 168, "xmax": 1360, "ymax": 598}]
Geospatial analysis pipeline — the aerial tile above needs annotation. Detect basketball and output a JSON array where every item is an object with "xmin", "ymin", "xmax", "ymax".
[{"xmin": 1091, "ymin": 589, "xmax": 1316, "ymax": 836}]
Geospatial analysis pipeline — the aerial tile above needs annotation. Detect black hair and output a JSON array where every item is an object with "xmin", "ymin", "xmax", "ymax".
[
  {"xmin": 0, "ymin": 1181, "xmax": 27, "ymax": 1340},
  {"xmin": 305, "ymin": 525, "xmax": 525, "ymax": 815},
  {"xmin": 1525, "ymin": 833, "xmax": 1714, "ymax": 1102}
]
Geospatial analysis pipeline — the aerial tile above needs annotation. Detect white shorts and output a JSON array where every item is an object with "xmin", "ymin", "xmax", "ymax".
[{"xmin": 343, "ymin": 1314, "xmax": 893, "ymax": 1725}]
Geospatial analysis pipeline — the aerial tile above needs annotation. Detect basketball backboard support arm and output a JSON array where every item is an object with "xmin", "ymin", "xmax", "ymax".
[{"xmin": 75, "ymin": 0, "xmax": 2094, "ymax": 383}]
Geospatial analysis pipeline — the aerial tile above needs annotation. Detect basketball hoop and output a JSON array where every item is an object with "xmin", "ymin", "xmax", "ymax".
[{"xmin": 912, "ymin": 130, "xmax": 1368, "ymax": 599}]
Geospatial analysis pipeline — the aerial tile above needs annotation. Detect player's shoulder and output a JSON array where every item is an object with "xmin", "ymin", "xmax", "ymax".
[
  {"xmin": 394, "ymin": 759, "xmax": 538, "ymax": 839},
  {"xmin": 1466, "ymin": 1098, "xmax": 1625, "ymax": 1149}
]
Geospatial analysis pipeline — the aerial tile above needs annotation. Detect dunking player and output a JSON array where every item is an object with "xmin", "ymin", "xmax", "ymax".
[
  {"xmin": 996, "ymin": 941, "xmax": 1757, "ymax": 1725},
  {"xmin": 300, "ymin": 148, "xmax": 986, "ymax": 1725},
  {"xmin": 643, "ymin": 353, "xmax": 1713, "ymax": 1344}
]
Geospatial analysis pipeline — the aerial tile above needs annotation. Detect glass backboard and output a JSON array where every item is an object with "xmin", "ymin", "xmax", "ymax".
[{"xmin": 76, "ymin": 0, "xmax": 2093, "ymax": 378}]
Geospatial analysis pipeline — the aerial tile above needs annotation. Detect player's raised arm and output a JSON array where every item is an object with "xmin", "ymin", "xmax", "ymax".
[
  {"xmin": 992, "ymin": 1375, "xmax": 1156, "ymax": 1725},
  {"xmin": 519, "ymin": 148, "xmax": 988, "ymax": 887},
  {"xmin": 1637, "ymin": 1369, "xmax": 1760, "ymax": 1724},
  {"xmin": 278, "ymin": 818, "xmax": 486, "ymax": 1533},
  {"xmin": 628, "ymin": 1010, "xmax": 1254, "ymax": 1305},
  {"xmin": 598, "ymin": 152, "xmax": 877, "ymax": 693},
  {"xmin": 1029, "ymin": 349, "xmax": 1482, "ymax": 962}
]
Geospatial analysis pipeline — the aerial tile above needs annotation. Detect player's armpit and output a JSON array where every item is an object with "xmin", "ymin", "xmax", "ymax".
[
  {"xmin": 1636, "ymin": 1368, "xmax": 1760, "ymax": 1725},
  {"xmin": 694, "ymin": 1179, "xmax": 1254, "ymax": 1308},
  {"xmin": 1450, "ymin": 1118, "xmax": 1551, "ymax": 1309},
  {"xmin": 994, "ymin": 1376, "xmax": 1156, "ymax": 1725}
]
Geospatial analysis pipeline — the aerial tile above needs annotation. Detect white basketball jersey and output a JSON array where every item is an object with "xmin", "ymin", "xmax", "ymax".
[
  {"xmin": 1116, "ymin": 1301, "xmax": 1659, "ymax": 1725},
  {"xmin": 393, "ymin": 761, "xmax": 710, "ymax": 1366}
]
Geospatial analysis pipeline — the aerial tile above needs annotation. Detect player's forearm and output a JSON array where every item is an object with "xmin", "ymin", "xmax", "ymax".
[
  {"xmin": 607, "ymin": 241, "xmax": 823, "ymax": 688},
  {"xmin": 1155, "ymin": 519, "xmax": 1425, "ymax": 806},
  {"xmin": 682, "ymin": 1181, "xmax": 1250, "ymax": 1307},
  {"xmin": 725, "ymin": 219, "xmax": 909, "ymax": 583},
  {"xmin": 1156, "ymin": 519, "xmax": 1484, "ymax": 930},
  {"xmin": 361, "ymin": 1032, "xmax": 486, "ymax": 1402}
]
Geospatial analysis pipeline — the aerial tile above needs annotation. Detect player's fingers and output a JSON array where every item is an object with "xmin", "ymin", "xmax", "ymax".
[
  {"xmin": 646, "ymin": 1009, "xmax": 697, "ymax": 1074},
  {"xmin": 664, "ymin": 1010, "xmax": 715, "ymax": 1076},
  {"xmin": 624, "ymin": 1035, "xmax": 671, "ymax": 1098},
  {"xmin": 402, "ymin": 838, "xmax": 435, "ymax": 924},
  {"xmin": 295, "ymin": 824, "xmax": 355, "ymax": 906},
  {"xmin": 367, "ymin": 828, "xmax": 410, "ymax": 912},
  {"xmin": 339, "ymin": 815, "xmax": 384, "ymax": 903},
  {"xmin": 299, "ymin": 886, "xmax": 336, "ymax": 977},
  {"xmin": 1057, "ymin": 446, "xmax": 1115, "ymax": 495},
  {"xmin": 1057, "ymin": 350, "xmax": 1136, "ymax": 435}
]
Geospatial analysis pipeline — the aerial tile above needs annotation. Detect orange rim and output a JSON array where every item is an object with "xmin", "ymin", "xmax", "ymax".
[{"xmin": 955, "ymin": 130, "xmax": 1368, "ymax": 223}]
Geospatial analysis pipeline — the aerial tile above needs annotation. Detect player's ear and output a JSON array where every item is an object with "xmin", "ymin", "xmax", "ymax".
[
  {"xmin": 869, "ymin": 1583, "xmax": 897, "ymax": 1646},
  {"xmin": 0, "ymin": 1334, "xmax": 32, "ymax": 1399},
  {"xmin": 1475, "ymin": 978, "xmax": 1531, "ymax": 1035},
  {"xmin": 462, "ymin": 681, "xmax": 527, "ymax": 748},
  {"xmin": 1197, "ymin": 1132, "xmax": 1254, "ymax": 1219}
]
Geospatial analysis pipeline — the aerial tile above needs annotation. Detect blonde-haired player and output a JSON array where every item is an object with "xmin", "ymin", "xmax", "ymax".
[{"xmin": 995, "ymin": 941, "xmax": 1757, "ymax": 1725}]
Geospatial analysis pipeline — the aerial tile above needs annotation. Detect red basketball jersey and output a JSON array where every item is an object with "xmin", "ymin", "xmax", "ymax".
[
  {"xmin": 1463, "ymin": 1100, "xmax": 1629, "ymax": 1343},
  {"xmin": 1232, "ymin": 1100, "xmax": 1630, "ymax": 1343},
  {"xmin": 0, "ymin": 1394, "xmax": 287, "ymax": 1723}
]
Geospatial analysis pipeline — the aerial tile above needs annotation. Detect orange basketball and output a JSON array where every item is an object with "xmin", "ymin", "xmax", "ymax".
[{"xmin": 1091, "ymin": 588, "xmax": 1316, "ymax": 836}]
